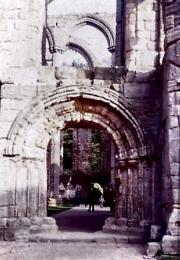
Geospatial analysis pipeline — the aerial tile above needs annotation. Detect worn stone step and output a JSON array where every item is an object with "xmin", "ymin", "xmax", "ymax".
[{"xmin": 29, "ymin": 231, "xmax": 144, "ymax": 244}]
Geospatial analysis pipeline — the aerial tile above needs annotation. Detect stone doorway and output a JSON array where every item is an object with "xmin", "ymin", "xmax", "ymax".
[
  {"xmin": 3, "ymin": 84, "xmax": 153, "ymax": 240},
  {"xmin": 47, "ymin": 127, "xmax": 116, "ymax": 202},
  {"xmin": 46, "ymin": 124, "xmax": 117, "ymax": 232}
]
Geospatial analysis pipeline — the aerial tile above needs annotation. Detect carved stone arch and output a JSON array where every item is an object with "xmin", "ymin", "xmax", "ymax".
[
  {"xmin": 66, "ymin": 40, "xmax": 97, "ymax": 70},
  {"xmin": 73, "ymin": 16, "xmax": 115, "ymax": 52},
  {"xmin": 5, "ymin": 85, "xmax": 149, "ymax": 158},
  {"xmin": 4, "ymin": 85, "xmax": 153, "ymax": 223},
  {"xmin": 67, "ymin": 42, "xmax": 94, "ymax": 70},
  {"xmin": 45, "ymin": 26, "xmax": 55, "ymax": 53}
]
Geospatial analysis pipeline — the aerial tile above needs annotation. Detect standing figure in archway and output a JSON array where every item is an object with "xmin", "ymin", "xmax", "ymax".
[
  {"xmin": 75, "ymin": 187, "xmax": 81, "ymax": 206},
  {"xmin": 87, "ymin": 183, "xmax": 96, "ymax": 212},
  {"xmin": 107, "ymin": 185, "xmax": 115, "ymax": 213}
]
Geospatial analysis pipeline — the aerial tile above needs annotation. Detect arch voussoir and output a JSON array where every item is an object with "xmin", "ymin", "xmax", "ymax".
[{"xmin": 5, "ymin": 84, "xmax": 150, "ymax": 159}]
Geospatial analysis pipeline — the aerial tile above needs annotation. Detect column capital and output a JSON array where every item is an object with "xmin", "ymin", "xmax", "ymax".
[{"xmin": 53, "ymin": 46, "xmax": 65, "ymax": 54}]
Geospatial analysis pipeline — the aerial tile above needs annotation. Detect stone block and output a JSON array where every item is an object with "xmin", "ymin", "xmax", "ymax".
[
  {"xmin": 40, "ymin": 224, "xmax": 58, "ymax": 232},
  {"xmin": 29, "ymin": 225, "xmax": 42, "ymax": 234},
  {"xmin": 8, "ymin": 206, "xmax": 17, "ymax": 218},
  {"xmin": 5, "ymin": 227, "xmax": 15, "ymax": 241},
  {"xmin": 0, "ymin": 227, "xmax": 5, "ymax": 240},
  {"xmin": 6, "ymin": 218, "xmax": 18, "ymax": 228},
  {"xmin": 127, "ymin": 219, "xmax": 139, "ymax": 227},
  {"xmin": 19, "ymin": 218, "xmax": 31, "ymax": 228},
  {"xmin": 14, "ymin": 228, "xmax": 29, "ymax": 242},
  {"xmin": 0, "ymin": 218, "xmax": 7, "ymax": 227},
  {"xmin": 162, "ymin": 235, "xmax": 180, "ymax": 255},
  {"xmin": 171, "ymin": 176, "xmax": 180, "ymax": 189},
  {"xmin": 168, "ymin": 208, "xmax": 180, "ymax": 235},
  {"xmin": 169, "ymin": 128, "xmax": 180, "ymax": 142},
  {"xmin": 150, "ymin": 225, "xmax": 163, "ymax": 240},
  {"xmin": 169, "ymin": 117, "xmax": 179, "ymax": 128},
  {"xmin": 172, "ymin": 189, "xmax": 180, "ymax": 205},
  {"xmin": 116, "ymin": 218, "xmax": 128, "ymax": 226},
  {"xmin": 124, "ymin": 82, "xmax": 158, "ymax": 98},
  {"xmin": 146, "ymin": 242, "xmax": 162, "ymax": 257},
  {"xmin": 41, "ymin": 217, "xmax": 56, "ymax": 225},
  {"xmin": 0, "ymin": 206, "xmax": 8, "ymax": 218},
  {"xmin": 94, "ymin": 67, "xmax": 115, "ymax": 80},
  {"xmin": 169, "ymin": 141, "xmax": 180, "ymax": 163},
  {"xmin": 171, "ymin": 163, "xmax": 179, "ymax": 176}
]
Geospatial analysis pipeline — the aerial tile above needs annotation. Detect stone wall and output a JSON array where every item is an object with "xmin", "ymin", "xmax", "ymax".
[
  {"xmin": 46, "ymin": 0, "xmax": 116, "ymax": 67},
  {"xmin": 0, "ymin": 0, "xmax": 45, "ymax": 76},
  {"xmin": 0, "ymin": 63, "xmax": 161, "ymax": 240},
  {"xmin": 0, "ymin": 1, "xmax": 178, "ymax": 255},
  {"xmin": 123, "ymin": 0, "xmax": 162, "ymax": 72},
  {"xmin": 161, "ymin": 0, "xmax": 180, "ymax": 255}
]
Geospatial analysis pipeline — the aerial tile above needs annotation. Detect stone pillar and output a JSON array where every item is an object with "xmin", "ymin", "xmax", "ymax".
[
  {"xmin": 115, "ymin": 159, "xmax": 153, "ymax": 227},
  {"xmin": 116, "ymin": 161, "xmax": 128, "ymax": 222},
  {"xmin": 111, "ymin": 141, "xmax": 116, "ymax": 187},
  {"xmin": 115, "ymin": 0, "xmax": 125, "ymax": 65},
  {"xmin": 50, "ymin": 132, "xmax": 61, "ymax": 198},
  {"xmin": 104, "ymin": 158, "xmax": 151, "ymax": 238},
  {"xmin": 161, "ymin": 0, "xmax": 180, "ymax": 255}
]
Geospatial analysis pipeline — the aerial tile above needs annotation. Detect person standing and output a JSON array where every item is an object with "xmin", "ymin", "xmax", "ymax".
[
  {"xmin": 87, "ymin": 184, "xmax": 96, "ymax": 212},
  {"xmin": 99, "ymin": 195, "xmax": 105, "ymax": 208},
  {"xmin": 107, "ymin": 185, "xmax": 115, "ymax": 213},
  {"xmin": 75, "ymin": 188, "xmax": 81, "ymax": 206}
]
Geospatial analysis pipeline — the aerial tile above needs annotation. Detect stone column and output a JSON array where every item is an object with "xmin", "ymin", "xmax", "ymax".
[
  {"xmin": 115, "ymin": 0, "xmax": 125, "ymax": 65},
  {"xmin": 111, "ymin": 141, "xmax": 116, "ymax": 187},
  {"xmin": 50, "ymin": 132, "xmax": 61, "ymax": 198},
  {"xmin": 116, "ymin": 161, "xmax": 128, "ymax": 224},
  {"xmin": 116, "ymin": 159, "xmax": 153, "ymax": 227},
  {"xmin": 161, "ymin": 0, "xmax": 180, "ymax": 255}
]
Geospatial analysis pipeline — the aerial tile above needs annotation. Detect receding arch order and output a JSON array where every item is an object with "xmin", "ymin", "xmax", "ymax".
[
  {"xmin": 74, "ymin": 16, "xmax": 115, "ymax": 51},
  {"xmin": 45, "ymin": 26, "xmax": 55, "ymax": 53},
  {"xmin": 67, "ymin": 41, "xmax": 94, "ymax": 70},
  {"xmin": 4, "ymin": 85, "xmax": 150, "ymax": 160}
]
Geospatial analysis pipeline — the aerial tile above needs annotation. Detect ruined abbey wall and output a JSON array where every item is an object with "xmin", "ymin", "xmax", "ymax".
[
  {"xmin": 161, "ymin": 0, "xmax": 180, "ymax": 254},
  {"xmin": 0, "ymin": 0, "xmax": 179, "ymax": 255}
]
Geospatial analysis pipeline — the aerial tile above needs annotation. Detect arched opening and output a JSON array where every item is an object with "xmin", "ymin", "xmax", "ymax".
[
  {"xmin": 5, "ymin": 85, "xmax": 152, "ymax": 236},
  {"xmin": 71, "ymin": 24, "xmax": 112, "ymax": 67},
  {"xmin": 46, "ymin": 123, "xmax": 118, "ymax": 232},
  {"xmin": 74, "ymin": 16, "xmax": 115, "ymax": 51},
  {"xmin": 55, "ymin": 48, "xmax": 91, "ymax": 70},
  {"xmin": 47, "ymin": 127, "xmax": 116, "ymax": 197}
]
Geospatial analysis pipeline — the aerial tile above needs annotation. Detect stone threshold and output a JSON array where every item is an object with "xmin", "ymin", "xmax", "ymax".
[{"xmin": 29, "ymin": 230, "xmax": 144, "ymax": 244}]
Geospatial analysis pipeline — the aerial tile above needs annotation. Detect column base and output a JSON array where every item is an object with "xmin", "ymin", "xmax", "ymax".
[
  {"xmin": 162, "ymin": 235, "xmax": 180, "ymax": 255},
  {"xmin": 102, "ymin": 217, "xmax": 148, "ymax": 243},
  {"xmin": 0, "ymin": 217, "xmax": 58, "ymax": 241}
]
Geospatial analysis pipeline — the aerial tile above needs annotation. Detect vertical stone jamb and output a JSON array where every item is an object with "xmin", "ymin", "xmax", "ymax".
[
  {"xmin": 51, "ymin": 132, "xmax": 61, "ymax": 198},
  {"xmin": 161, "ymin": 0, "xmax": 180, "ymax": 254}
]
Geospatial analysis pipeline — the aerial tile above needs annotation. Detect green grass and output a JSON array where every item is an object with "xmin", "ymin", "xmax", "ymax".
[
  {"xmin": 47, "ymin": 205, "xmax": 73, "ymax": 216},
  {"xmin": 159, "ymin": 256, "xmax": 180, "ymax": 260}
]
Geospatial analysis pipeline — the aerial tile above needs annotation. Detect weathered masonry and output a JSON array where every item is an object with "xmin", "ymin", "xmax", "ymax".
[{"xmin": 0, "ymin": 0, "xmax": 179, "ymax": 256}]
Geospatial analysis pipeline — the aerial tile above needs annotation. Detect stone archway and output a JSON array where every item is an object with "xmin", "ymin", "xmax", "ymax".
[
  {"xmin": 4, "ymin": 84, "xmax": 153, "ymax": 237},
  {"xmin": 74, "ymin": 16, "xmax": 115, "ymax": 52}
]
